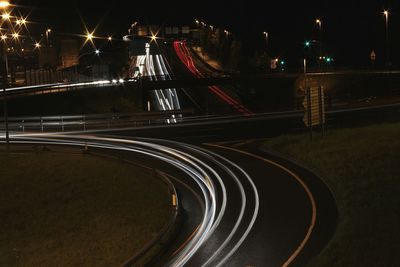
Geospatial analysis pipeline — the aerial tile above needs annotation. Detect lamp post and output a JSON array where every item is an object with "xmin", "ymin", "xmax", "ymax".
[
  {"xmin": 263, "ymin": 31, "xmax": 269, "ymax": 52},
  {"xmin": 315, "ymin": 18, "xmax": 322, "ymax": 67},
  {"xmin": 383, "ymin": 10, "xmax": 390, "ymax": 67},
  {"xmin": 0, "ymin": 1, "xmax": 10, "ymax": 151},
  {"xmin": 263, "ymin": 31, "xmax": 269, "ymax": 71},
  {"xmin": 45, "ymin": 28, "xmax": 52, "ymax": 68}
]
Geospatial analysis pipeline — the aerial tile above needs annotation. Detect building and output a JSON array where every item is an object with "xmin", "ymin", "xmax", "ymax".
[{"xmin": 60, "ymin": 39, "xmax": 79, "ymax": 68}]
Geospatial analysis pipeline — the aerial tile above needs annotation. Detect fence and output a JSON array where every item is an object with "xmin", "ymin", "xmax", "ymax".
[{"xmin": 20, "ymin": 69, "xmax": 93, "ymax": 86}]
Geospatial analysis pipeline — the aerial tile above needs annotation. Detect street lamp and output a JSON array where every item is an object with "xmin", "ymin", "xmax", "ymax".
[
  {"xmin": 263, "ymin": 31, "xmax": 269, "ymax": 52},
  {"xmin": 86, "ymin": 33, "xmax": 94, "ymax": 41},
  {"xmin": 1, "ymin": 11, "xmax": 10, "ymax": 20},
  {"xmin": 383, "ymin": 10, "xmax": 390, "ymax": 66},
  {"xmin": 0, "ymin": 0, "xmax": 10, "ymax": 151},
  {"xmin": 0, "ymin": 1, "xmax": 10, "ymax": 8},
  {"xmin": 263, "ymin": 32, "xmax": 269, "ymax": 71},
  {"xmin": 315, "ymin": 18, "xmax": 322, "ymax": 66},
  {"xmin": 15, "ymin": 17, "xmax": 26, "ymax": 26},
  {"xmin": 45, "ymin": 28, "xmax": 52, "ymax": 68}
]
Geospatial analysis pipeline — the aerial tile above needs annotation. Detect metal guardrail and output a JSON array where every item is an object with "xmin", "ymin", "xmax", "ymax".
[{"xmin": 0, "ymin": 110, "xmax": 196, "ymax": 133}]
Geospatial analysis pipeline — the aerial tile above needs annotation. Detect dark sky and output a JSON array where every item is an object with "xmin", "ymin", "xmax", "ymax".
[{"xmin": 11, "ymin": 0, "xmax": 400, "ymax": 67}]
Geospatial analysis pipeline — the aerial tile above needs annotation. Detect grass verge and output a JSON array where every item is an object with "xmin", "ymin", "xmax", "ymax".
[
  {"xmin": 263, "ymin": 122, "xmax": 400, "ymax": 266},
  {"xmin": 0, "ymin": 151, "xmax": 171, "ymax": 267}
]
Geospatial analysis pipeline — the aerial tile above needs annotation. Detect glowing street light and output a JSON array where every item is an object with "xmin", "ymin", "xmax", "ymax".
[
  {"xmin": 1, "ymin": 12, "xmax": 10, "ymax": 20},
  {"xmin": 86, "ymin": 33, "xmax": 94, "ymax": 41},
  {"xmin": 107, "ymin": 36, "xmax": 112, "ymax": 41},
  {"xmin": 16, "ymin": 17, "xmax": 27, "ymax": 26},
  {"xmin": 95, "ymin": 49, "xmax": 100, "ymax": 55},
  {"xmin": 0, "ymin": 1, "xmax": 10, "ymax": 8},
  {"xmin": 1, "ymin": 34, "xmax": 7, "ymax": 41},
  {"xmin": 34, "ymin": 42, "xmax": 41, "ymax": 48},
  {"xmin": 11, "ymin": 32, "xmax": 19, "ymax": 39},
  {"xmin": 150, "ymin": 33, "xmax": 160, "ymax": 43}
]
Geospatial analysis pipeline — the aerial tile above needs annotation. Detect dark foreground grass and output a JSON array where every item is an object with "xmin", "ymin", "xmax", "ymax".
[
  {"xmin": 0, "ymin": 151, "xmax": 170, "ymax": 267},
  {"xmin": 264, "ymin": 123, "xmax": 400, "ymax": 266}
]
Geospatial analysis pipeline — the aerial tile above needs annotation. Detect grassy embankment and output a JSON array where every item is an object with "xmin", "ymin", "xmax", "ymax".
[
  {"xmin": 0, "ymin": 151, "xmax": 170, "ymax": 267},
  {"xmin": 264, "ymin": 122, "xmax": 400, "ymax": 266}
]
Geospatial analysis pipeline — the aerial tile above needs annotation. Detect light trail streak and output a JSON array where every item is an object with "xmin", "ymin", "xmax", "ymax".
[
  {"xmin": 133, "ymin": 52, "xmax": 181, "ymax": 118},
  {"xmin": 173, "ymin": 41, "xmax": 252, "ymax": 115},
  {"xmin": 1, "ymin": 133, "xmax": 259, "ymax": 266}
]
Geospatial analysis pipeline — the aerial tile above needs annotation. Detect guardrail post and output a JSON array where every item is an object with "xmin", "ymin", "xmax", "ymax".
[
  {"xmin": 83, "ymin": 116, "xmax": 86, "ymax": 131},
  {"xmin": 24, "ymin": 70, "xmax": 28, "ymax": 86},
  {"xmin": 40, "ymin": 117, "xmax": 43, "ymax": 132},
  {"xmin": 22, "ymin": 120, "xmax": 25, "ymax": 132},
  {"xmin": 61, "ymin": 116, "xmax": 64, "ymax": 132}
]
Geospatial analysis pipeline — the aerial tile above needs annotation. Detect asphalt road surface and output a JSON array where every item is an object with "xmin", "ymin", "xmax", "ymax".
[{"xmin": 4, "ymin": 134, "xmax": 337, "ymax": 266}]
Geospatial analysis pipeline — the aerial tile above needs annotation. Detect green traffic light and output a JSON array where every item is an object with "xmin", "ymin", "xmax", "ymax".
[{"xmin": 305, "ymin": 41, "xmax": 311, "ymax": 47}]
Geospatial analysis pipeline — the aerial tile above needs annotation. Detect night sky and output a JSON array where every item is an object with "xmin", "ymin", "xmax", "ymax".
[{"xmin": 12, "ymin": 0, "xmax": 400, "ymax": 67}]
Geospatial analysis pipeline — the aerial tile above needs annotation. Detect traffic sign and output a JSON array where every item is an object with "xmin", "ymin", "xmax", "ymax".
[
  {"xmin": 370, "ymin": 50, "xmax": 376, "ymax": 61},
  {"xmin": 303, "ymin": 87, "xmax": 325, "ymax": 127}
]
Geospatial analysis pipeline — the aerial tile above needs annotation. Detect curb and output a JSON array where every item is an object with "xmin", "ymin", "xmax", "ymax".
[
  {"xmin": 258, "ymin": 145, "xmax": 339, "ymax": 206},
  {"xmin": 119, "ymin": 170, "xmax": 180, "ymax": 267}
]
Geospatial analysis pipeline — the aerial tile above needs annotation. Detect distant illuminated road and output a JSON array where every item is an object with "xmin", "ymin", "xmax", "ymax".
[
  {"xmin": 173, "ymin": 41, "xmax": 252, "ymax": 115},
  {"xmin": 1, "ymin": 133, "xmax": 337, "ymax": 266},
  {"xmin": 4, "ymin": 80, "xmax": 112, "ymax": 95},
  {"xmin": 131, "ymin": 46, "xmax": 181, "ymax": 113}
]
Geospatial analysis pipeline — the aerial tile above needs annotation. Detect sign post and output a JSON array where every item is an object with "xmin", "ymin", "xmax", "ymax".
[
  {"xmin": 303, "ymin": 86, "xmax": 325, "ymax": 139},
  {"xmin": 370, "ymin": 50, "xmax": 376, "ymax": 68}
]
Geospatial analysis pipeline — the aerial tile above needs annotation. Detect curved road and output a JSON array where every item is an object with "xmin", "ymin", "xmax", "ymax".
[{"xmin": 3, "ymin": 134, "xmax": 337, "ymax": 266}]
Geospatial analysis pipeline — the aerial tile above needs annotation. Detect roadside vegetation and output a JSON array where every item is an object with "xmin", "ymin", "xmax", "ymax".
[{"xmin": 0, "ymin": 151, "xmax": 170, "ymax": 267}]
